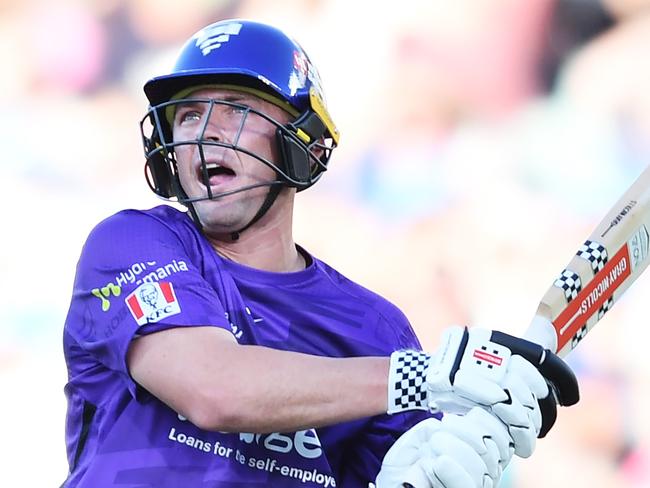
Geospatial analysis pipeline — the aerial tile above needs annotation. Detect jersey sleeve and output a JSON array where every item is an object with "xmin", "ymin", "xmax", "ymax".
[
  {"xmin": 373, "ymin": 297, "xmax": 424, "ymax": 353},
  {"xmin": 64, "ymin": 209, "xmax": 231, "ymax": 396}
]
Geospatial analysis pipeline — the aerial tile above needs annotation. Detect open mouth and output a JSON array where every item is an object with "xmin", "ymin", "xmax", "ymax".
[{"xmin": 201, "ymin": 162, "xmax": 236, "ymax": 187}]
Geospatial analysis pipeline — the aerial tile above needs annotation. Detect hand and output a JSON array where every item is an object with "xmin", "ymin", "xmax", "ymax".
[
  {"xmin": 387, "ymin": 326, "xmax": 579, "ymax": 457},
  {"xmin": 375, "ymin": 407, "xmax": 514, "ymax": 488}
]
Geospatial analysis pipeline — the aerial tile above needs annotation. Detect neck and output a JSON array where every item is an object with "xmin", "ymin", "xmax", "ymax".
[{"xmin": 204, "ymin": 203, "xmax": 305, "ymax": 273}]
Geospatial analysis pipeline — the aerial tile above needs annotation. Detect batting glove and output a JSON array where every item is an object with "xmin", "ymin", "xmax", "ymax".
[
  {"xmin": 375, "ymin": 407, "xmax": 514, "ymax": 488},
  {"xmin": 387, "ymin": 326, "xmax": 579, "ymax": 457}
]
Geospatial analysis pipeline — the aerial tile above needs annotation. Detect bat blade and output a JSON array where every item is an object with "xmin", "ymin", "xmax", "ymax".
[{"xmin": 525, "ymin": 166, "xmax": 650, "ymax": 357}]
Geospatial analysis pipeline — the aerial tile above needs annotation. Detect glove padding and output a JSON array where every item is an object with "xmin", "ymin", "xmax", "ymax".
[
  {"xmin": 375, "ymin": 407, "xmax": 514, "ymax": 488},
  {"xmin": 387, "ymin": 326, "xmax": 579, "ymax": 457},
  {"xmin": 487, "ymin": 355, "xmax": 542, "ymax": 457}
]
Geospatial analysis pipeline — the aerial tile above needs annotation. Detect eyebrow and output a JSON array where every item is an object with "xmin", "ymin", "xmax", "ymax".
[
  {"xmin": 221, "ymin": 94, "xmax": 250, "ymax": 103},
  {"xmin": 183, "ymin": 93, "xmax": 252, "ymax": 104}
]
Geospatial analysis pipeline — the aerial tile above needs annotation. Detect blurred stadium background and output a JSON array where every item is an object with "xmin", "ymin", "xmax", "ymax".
[{"xmin": 1, "ymin": 0, "xmax": 649, "ymax": 485}]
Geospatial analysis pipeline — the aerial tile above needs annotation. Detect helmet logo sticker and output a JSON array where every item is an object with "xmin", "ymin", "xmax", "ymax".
[
  {"xmin": 289, "ymin": 50, "xmax": 308, "ymax": 95},
  {"xmin": 193, "ymin": 21, "xmax": 243, "ymax": 56},
  {"xmin": 289, "ymin": 48, "xmax": 325, "ymax": 101}
]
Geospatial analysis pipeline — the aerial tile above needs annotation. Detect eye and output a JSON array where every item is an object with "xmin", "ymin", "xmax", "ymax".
[
  {"xmin": 176, "ymin": 108, "xmax": 202, "ymax": 124},
  {"xmin": 229, "ymin": 103, "xmax": 248, "ymax": 115},
  {"xmin": 181, "ymin": 110, "xmax": 201, "ymax": 122}
]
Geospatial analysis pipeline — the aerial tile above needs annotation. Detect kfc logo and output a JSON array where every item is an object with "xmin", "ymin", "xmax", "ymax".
[{"xmin": 126, "ymin": 282, "xmax": 181, "ymax": 326}]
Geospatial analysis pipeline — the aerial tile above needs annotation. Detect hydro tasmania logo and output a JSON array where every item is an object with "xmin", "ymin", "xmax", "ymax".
[
  {"xmin": 193, "ymin": 21, "xmax": 243, "ymax": 55},
  {"xmin": 125, "ymin": 282, "xmax": 181, "ymax": 326}
]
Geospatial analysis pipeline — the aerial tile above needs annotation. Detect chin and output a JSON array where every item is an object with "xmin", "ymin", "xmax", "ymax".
[
  {"xmin": 188, "ymin": 186, "xmax": 272, "ymax": 231},
  {"xmin": 196, "ymin": 208, "xmax": 239, "ymax": 229},
  {"xmin": 193, "ymin": 204, "xmax": 246, "ymax": 233}
]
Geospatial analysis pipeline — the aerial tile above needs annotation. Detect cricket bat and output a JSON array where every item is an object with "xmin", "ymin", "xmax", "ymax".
[
  {"xmin": 524, "ymin": 164, "xmax": 650, "ymax": 356},
  {"xmin": 400, "ymin": 165, "xmax": 650, "ymax": 488}
]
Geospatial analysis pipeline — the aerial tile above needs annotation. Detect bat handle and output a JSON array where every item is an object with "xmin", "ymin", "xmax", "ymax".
[
  {"xmin": 524, "ymin": 314, "xmax": 558, "ymax": 353},
  {"xmin": 522, "ymin": 315, "xmax": 580, "ymax": 407}
]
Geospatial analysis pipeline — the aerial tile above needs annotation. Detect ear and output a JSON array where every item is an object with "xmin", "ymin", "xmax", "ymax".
[
  {"xmin": 144, "ymin": 140, "xmax": 177, "ymax": 199},
  {"xmin": 276, "ymin": 110, "xmax": 328, "ymax": 188},
  {"xmin": 276, "ymin": 128, "xmax": 311, "ymax": 186}
]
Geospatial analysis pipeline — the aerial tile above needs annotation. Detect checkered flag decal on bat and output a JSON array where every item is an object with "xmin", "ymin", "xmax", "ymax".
[
  {"xmin": 554, "ymin": 269, "xmax": 582, "ymax": 301},
  {"xmin": 598, "ymin": 297, "xmax": 614, "ymax": 320},
  {"xmin": 387, "ymin": 350, "xmax": 431, "ymax": 413},
  {"xmin": 571, "ymin": 325, "xmax": 589, "ymax": 349},
  {"xmin": 578, "ymin": 240, "xmax": 608, "ymax": 272}
]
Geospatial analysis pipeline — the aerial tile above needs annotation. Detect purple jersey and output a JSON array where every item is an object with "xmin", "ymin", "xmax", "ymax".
[{"xmin": 62, "ymin": 205, "xmax": 430, "ymax": 487}]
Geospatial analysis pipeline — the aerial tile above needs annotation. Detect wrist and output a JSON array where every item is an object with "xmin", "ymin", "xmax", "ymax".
[{"xmin": 387, "ymin": 350, "xmax": 432, "ymax": 414}]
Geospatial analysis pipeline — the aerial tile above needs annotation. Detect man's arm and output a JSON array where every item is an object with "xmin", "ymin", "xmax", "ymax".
[
  {"xmin": 128, "ymin": 324, "xmax": 578, "ymax": 444},
  {"xmin": 127, "ymin": 325, "xmax": 390, "ymax": 433}
]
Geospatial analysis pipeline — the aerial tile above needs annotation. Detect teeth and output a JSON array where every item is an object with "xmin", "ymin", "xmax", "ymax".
[{"xmin": 205, "ymin": 162, "xmax": 221, "ymax": 170}]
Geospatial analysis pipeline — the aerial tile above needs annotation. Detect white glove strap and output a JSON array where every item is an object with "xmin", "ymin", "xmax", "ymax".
[
  {"xmin": 387, "ymin": 350, "xmax": 432, "ymax": 414},
  {"xmin": 426, "ymin": 327, "xmax": 513, "ymax": 414}
]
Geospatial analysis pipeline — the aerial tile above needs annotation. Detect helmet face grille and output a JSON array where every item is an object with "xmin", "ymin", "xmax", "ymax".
[{"xmin": 140, "ymin": 98, "xmax": 335, "ymax": 204}]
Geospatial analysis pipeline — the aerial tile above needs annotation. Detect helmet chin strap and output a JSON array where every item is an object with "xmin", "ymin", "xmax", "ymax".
[
  {"xmin": 185, "ymin": 182, "xmax": 284, "ymax": 241},
  {"xmin": 228, "ymin": 183, "xmax": 283, "ymax": 241}
]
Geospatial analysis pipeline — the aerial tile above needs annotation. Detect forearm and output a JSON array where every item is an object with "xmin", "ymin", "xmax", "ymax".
[
  {"xmin": 128, "ymin": 327, "xmax": 390, "ymax": 433},
  {"xmin": 208, "ymin": 343, "xmax": 390, "ymax": 432}
]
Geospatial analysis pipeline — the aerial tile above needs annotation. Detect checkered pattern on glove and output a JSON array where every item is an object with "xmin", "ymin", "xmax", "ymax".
[{"xmin": 387, "ymin": 350, "xmax": 432, "ymax": 414}]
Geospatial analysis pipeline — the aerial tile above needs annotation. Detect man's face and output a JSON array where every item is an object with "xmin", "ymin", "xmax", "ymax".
[{"xmin": 172, "ymin": 87, "xmax": 292, "ymax": 234}]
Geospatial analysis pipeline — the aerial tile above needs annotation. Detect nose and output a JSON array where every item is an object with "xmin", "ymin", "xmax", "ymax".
[{"xmin": 197, "ymin": 110, "xmax": 225, "ymax": 141}]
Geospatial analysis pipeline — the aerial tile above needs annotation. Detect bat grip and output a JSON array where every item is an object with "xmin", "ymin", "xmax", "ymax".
[{"xmin": 523, "ymin": 315, "xmax": 558, "ymax": 353}]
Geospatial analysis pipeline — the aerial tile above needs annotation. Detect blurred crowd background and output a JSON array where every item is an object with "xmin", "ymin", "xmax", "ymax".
[{"xmin": 1, "ymin": 0, "xmax": 650, "ymax": 486}]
